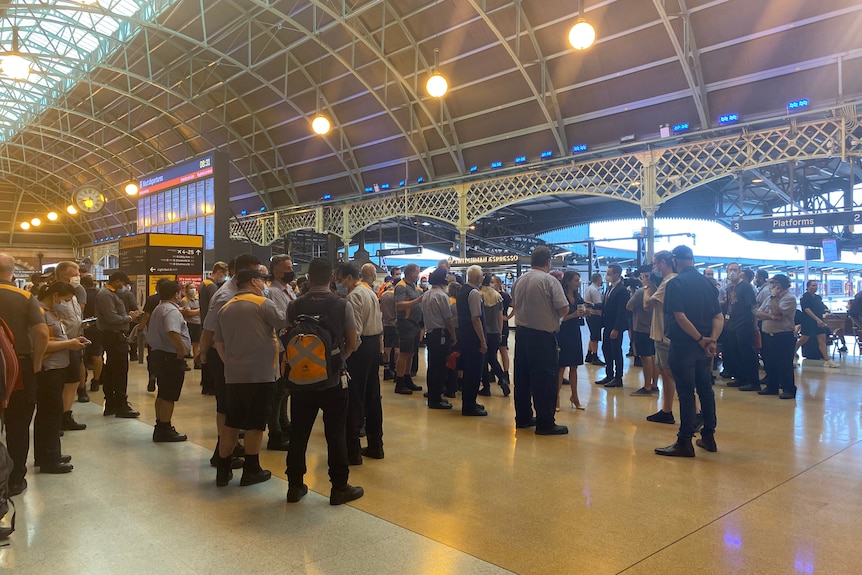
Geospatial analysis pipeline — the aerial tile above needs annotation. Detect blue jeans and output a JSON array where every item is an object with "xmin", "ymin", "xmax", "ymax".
[{"xmin": 668, "ymin": 343, "xmax": 716, "ymax": 439}]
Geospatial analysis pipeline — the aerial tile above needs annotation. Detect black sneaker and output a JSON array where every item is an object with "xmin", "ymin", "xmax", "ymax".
[
  {"xmin": 287, "ymin": 484, "xmax": 308, "ymax": 502},
  {"xmin": 330, "ymin": 484, "xmax": 364, "ymax": 505},
  {"xmin": 693, "ymin": 412, "xmax": 704, "ymax": 433},
  {"xmin": 646, "ymin": 410, "xmax": 675, "ymax": 424},
  {"xmin": 153, "ymin": 424, "xmax": 188, "ymax": 442},
  {"xmin": 147, "ymin": 377, "xmax": 156, "ymax": 392}
]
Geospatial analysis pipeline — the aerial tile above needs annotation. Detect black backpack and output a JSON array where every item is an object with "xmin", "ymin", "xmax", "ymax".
[{"xmin": 280, "ymin": 295, "xmax": 347, "ymax": 389}]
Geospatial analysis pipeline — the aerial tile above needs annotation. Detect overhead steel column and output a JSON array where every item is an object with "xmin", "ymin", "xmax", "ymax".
[{"xmin": 638, "ymin": 151, "xmax": 658, "ymax": 262}]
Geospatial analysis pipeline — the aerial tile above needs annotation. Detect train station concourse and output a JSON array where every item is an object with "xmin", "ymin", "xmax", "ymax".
[{"xmin": 2, "ymin": 1, "xmax": 862, "ymax": 574}]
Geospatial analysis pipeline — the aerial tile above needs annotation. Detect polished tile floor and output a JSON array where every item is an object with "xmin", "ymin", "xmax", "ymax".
[{"xmin": 2, "ymin": 338, "xmax": 862, "ymax": 574}]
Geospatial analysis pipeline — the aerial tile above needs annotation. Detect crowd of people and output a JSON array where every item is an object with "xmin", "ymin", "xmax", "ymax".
[{"xmin": 1, "ymin": 244, "xmax": 856, "ymax": 500}]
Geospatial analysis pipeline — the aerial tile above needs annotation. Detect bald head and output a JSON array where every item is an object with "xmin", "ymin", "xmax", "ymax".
[
  {"xmin": 360, "ymin": 263, "xmax": 376, "ymax": 283},
  {"xmin": 0, "ymin": 253, "xmax": 14, "ymax": 280}
]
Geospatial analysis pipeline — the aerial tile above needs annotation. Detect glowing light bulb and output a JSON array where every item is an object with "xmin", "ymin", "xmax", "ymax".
[
  {"xmin": 47, "ymin": 211, "xmax": 58, "ymax": 221},
  {"xmin": 311, "ymin": 115, "xmax": 331, "ymax": 135},
  {"xmin": 20, "ymin": 221, "xmax": 30, "ymax": 230},
  {"xmin": 425, "ymin": 73, "xmax": 448, "ymax": 98},
  {"xmin": 66, "ymin": 205, "xmax": 78, "ymax": 215},
  {"xmin": 30, "ymin": 217, "xmax": 41, "ymax": 227},
  {"xmin": 568, "ymin": 20, "xmax": 596, "ymax": 51},
  {"xmin": 125, "ymin": 181, "xmax": 139, "ymax": 195}
]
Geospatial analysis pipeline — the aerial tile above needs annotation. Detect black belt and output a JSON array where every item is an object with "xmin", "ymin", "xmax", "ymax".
[
  {"xmin": 361, "ymin": 334, "xmax": 382, "ymax": 340},
  {"xmin": 763, "ymin": 331, "xmax": 793, "ymax": 337},
  {"xmin": 517, "ymin": 326, "xmax": 554, "ymax": 336}
]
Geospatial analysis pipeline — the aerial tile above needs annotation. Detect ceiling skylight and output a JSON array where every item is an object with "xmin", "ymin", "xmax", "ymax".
[{"xmin": 0, "ymin": 0, "xmax": 169, "ymax": 141}]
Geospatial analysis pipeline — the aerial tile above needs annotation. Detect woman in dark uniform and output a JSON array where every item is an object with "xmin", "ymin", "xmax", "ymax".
[{"xmin": 557, "ymin": 271, "xmax": 586, "ymax": 410}]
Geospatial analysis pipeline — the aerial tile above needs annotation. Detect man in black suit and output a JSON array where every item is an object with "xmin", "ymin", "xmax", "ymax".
[{"xmin": 594, "ymin": 264, "xmax": 629, "ymax": 388}]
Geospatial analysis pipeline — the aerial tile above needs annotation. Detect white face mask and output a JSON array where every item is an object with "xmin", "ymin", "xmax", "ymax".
[{"xmin": 69, "ymin": 275, "xmax": 81, "ymax": 287}]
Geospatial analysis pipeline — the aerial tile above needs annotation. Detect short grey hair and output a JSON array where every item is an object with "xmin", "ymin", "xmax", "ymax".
[{"xmin": 467, "ymin": 265, "xmax": 483, "ymax": 283}]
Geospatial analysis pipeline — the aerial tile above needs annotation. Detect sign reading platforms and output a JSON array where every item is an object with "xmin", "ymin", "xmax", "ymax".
[
  {"xmin": 732, "ymin": 211, "xmax": 862, "ymax": 233},
  {"xmin": 377, "ymin": 246, "xmax": 423, "ymax": 257}
]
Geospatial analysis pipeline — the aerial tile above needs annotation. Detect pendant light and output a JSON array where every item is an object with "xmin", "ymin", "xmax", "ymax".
[
  {"xmin": 568, "ymin": 1, "xmax": 596, "ymax": 51},
  {"xmin": 2, "ymin": 27, "xmax": 30, "ymax": 80},
  {"xmin": 425, "ymin": 49, "xmax": 448, "ymax": 98}
]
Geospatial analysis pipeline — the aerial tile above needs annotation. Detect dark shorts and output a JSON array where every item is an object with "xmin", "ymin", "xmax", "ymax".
[
  {"xmin": 500, "ymin": 324, "xmax": 510, "ymax": 348},
  {"xmin": 397, "ymin": 319, "xmax": 420, "ymax": 353},
  {"xmin": 65, "ymin": 349, "xmax": 82, "ymax": 383},
  {"xmin": 207, "ymin": 347, "xmax": 228, "ymax": 414},
  {"xmin": 187, "ymin": 323, "xmax": 202, "ymax": 343},
  {"xmin": 633, "ymin": 331, "xmax": 655, "ymax": 357},
  {"xmin": 150, "ymin": 349, "xmax": 186, "ymax": 402},
  {"xmin": 225, "ymin": 382, "xmax": 275, "ymax": 431},
  {"xmin": 383, "ymin": 325, "xmax": 398, "ymax": 349},
  {"xmin": 84, "ymin": 326, "xmax": 103, "ymax": 357},
  {"xmin": 587, "ymin": 316, "xmax": 603, "ymax": 342}
]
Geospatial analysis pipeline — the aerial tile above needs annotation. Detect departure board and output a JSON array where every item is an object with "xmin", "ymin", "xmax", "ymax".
[{"xmin": 135, "ymin": 153, "xmax": 229, "ymax": 258}]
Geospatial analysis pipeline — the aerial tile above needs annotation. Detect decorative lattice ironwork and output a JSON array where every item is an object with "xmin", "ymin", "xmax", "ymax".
[
  {"xmin": 230, "ymin": 109, "xmax": 862, "ymax": 247},
  {"xmin": 656, "ymin": 117, "xmax": 847, "ymax": 201}
]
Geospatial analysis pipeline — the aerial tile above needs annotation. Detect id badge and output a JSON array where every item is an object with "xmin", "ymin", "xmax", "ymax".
[{"xmin": 341, "ymin": 372, "xmax": 350, "ymax": 389}]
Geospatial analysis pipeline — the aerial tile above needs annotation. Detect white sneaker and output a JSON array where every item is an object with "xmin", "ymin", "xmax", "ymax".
[{"xmin": 824, "ymin": 360, "xmax": 840, "ymax": 368}]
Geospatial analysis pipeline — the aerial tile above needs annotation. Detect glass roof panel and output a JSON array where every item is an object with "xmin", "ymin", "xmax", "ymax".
[{"xmin": 0, "ymin": 0, "xmax": 173, "ymax": 141}]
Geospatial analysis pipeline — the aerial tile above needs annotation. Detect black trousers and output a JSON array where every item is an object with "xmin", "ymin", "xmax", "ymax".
[
  {"xmin": 102, "ymin": 330, "xmax": 130, "ymax": 404},
  {"xmin": 762, "ymin": 331, "xmax": 795, "ymax": 393},
  {"xmin": 425, "ymin": 328, "xmax": 450, "ymax": 404},
  {"xmin": 513, "ymin": 328, "xmax": 558, "ymax": 429},
  {"xmin": 346, "ymin": 335, "xmax": 383, "ymax": 456},
  {"xmin": 460, "ymin": 343, "xmax": 485, "ymax": 413},
  {"xmin": 601, "ymin": 327, "xmax": 624, "ymax": 379},
  {"xmin": 727, "ymin": 324, "xmax": 758, "ymax": 387},
  {"xmin": 669, "ymin": 343, "xmax": 716, "ymax": 440},
  {"xmin": 268, "ymin": 351, "xmax": 289, "ymax": 438},
  {"xmin": 287, "ymin": 385, "xmax": 350, "ymax": 488},
  {"xmin": 6, "ymin": 359, "xmax": 36, "ymax": 482},
  {"xmin": 481, "ymin": 332, "xmax": 507, "ymax": 387},
  {"xmin": 34, "ymin": 367, "xmax": 65, "ymax": 465}
]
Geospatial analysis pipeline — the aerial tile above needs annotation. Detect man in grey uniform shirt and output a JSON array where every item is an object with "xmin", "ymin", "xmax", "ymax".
[
  {"xmin": 146, "ymin": 280, "xmax": 191, "ymax": 443},
  {"xmin": 213, "ymin": 268, "xmax": 283, "ymax": 487},
  {"xmin": 264, "ymin": 254, "xmax": 297, "ymax": 451},
  {"xmin": 511, "ymin": 246, "xmax": 569, "ymax": 435},
  {"xmin": 197, "ymin": 253, "xmax": 262, "ymax": 466}
]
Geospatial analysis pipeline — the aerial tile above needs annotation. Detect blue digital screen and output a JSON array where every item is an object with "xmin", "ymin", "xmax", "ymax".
[{"xmin": 822, "ymin": 239, "xmax": 839, "ymax": 262}]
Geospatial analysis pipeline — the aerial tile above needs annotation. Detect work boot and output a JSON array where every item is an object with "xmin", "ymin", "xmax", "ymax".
[
  {"xmin": 89, "ymin": 378, "xmax": 99, "ymax": 392},
  {"xmin": 77, "ymin": 387, "xmax": 90, "ymax": 403},
  {"xmin": 153, "ymin": 421, "xmax": 188, "ymax": 442},
  {"xmin": 62, "ymin": 411, "xmax": 87, "ymax": 431},
  {"xmin": 114, "ymin": 400, "xmax": 140, "ymax": 418},
  {"xmin": 216, "ymin": 457, "xmax": 233, "ymax": 486}
]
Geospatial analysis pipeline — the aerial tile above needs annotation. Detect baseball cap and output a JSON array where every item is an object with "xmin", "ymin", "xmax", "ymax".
[
  {"xmin": 671, "ymin": 245, "xmax": 693, "ymax": 260},
  {"xmin": 235, "ymin": 268, "xmax": 267, "ymax": 285}
]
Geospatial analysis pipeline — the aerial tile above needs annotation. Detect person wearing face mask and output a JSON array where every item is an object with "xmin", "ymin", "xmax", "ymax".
[
  {"xmin": 95, "ymin": 271, "xmax": 143, "ymax": 418},
  {"xmin": 54, "ymin": 261, "xmax": 91, "ymax": 407},
  {"xmin": 180, "ymin": 283, "xmax": 201, "ymax": 361},
  {"xmin": 264, "ymin": 254, "xmax": 297, "ymax": 451},
  {"xmin": 726, "ymin": 267, "xmax": 760, "ymax": 392},
  {"xmin": 795, "ymin": 280, "xmax": 839, "ymax": 368},
  {"xmin": 212, "ymin": 268, "xmax": 283, "ymax": 487},
  {"xmin": 336, "ymin": 262, "xmax": 385, "ymax": 463},
  {"xmin": 35, "ymin": 281, "xmax": 89, "ymax": 473},
  {"xmin": 198, "ymin": 253, "xmax": 262, "ymax": 469},
  {"xmin": 141, "ymin": 278, "xmax": 174, "ymax": 392},
  {"xmin": 755, "ymin": 275, "xmax": 798, "ymax": 398},
  {"xmin": 199, "ymin": 261, "xmax": 229, "ymax": 396},
  {"xmin": 393, "ymin": 263, "xmax": 425, "ymax": 394},
  {"xmin": 146, "ymin": 281, "xmax": 191, "ymax": 442},
  {"xmin": 717, "ymin": 263, "xmax": 742, "ymax": 382}
]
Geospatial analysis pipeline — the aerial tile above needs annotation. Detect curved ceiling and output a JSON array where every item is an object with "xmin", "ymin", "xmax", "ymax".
[{"xmin": 2, "ymin": 0, "xmax": 862, "ymax": 248}]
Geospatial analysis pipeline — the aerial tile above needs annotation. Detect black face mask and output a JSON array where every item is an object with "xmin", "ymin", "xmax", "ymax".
[{"xmin": 281, "ymin": 271, "xmax": 296, "ymax": 284}]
